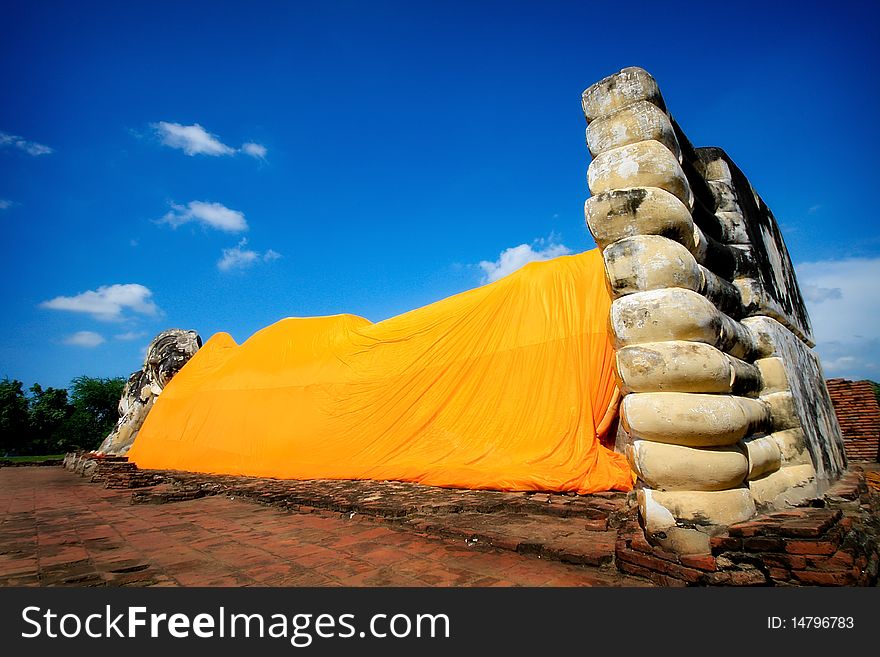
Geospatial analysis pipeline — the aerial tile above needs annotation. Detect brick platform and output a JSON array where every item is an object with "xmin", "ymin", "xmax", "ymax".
[
  {"xmin": 63, "ymin": 452, "xmax": 632, "ymax": 569},
  {"xmin": 0, "ymin": 466, "xmax": 648, "ymax": 587},
  {"xmin": 5, "ymin": 456, "xmax": 879, "ymax": 587}
]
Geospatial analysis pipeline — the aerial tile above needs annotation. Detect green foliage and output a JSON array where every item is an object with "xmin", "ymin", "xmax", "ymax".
[
  {"xmin": 0, "ymin": 375, "xmax": 125, "ymax": 456},
  {"xmin": 0, "ymin": 378, "xmax": 30, "ymax": 455},
  {"xmin": 66, "ymin": 376, "xmax": 126, "ymax": 451},
  {"xmin": 27, "ymin": 383, "xmax": 72, "ymax": 454}
]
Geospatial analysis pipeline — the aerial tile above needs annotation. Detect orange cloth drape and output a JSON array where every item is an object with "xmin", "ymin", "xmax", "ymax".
[{"xmin": 128, "ymin": 249, "xmax": 631, "ymax": 493}]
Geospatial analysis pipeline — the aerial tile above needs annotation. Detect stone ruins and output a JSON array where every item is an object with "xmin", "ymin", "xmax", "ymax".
[
  {"xmin": 583, "ymin": 66, "xmax": 847, "ymax": 553},
  {"xmin": 97, "ymin": 328, "xmax": 201, "ymax": 456}
]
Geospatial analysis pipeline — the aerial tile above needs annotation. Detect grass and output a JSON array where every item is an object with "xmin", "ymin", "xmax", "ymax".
[{"xmin": 1, "ymin": 454, "xmax": 65, "ymax": 463}]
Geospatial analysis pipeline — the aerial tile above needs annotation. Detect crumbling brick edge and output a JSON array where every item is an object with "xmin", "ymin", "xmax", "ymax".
[{"xmin": 617, "ymin": 468, "xmax": 880, "ymax": 586}]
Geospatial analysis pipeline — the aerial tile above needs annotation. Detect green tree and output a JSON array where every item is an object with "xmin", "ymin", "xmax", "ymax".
[
  {"xmin": 28, "ymin": 383, "xmax": 72, "ymax": 454},
  {"xmin": 0, "ymin": 378, "xmax": 31, "ymax": 455},
  {"xmin": 64, "ymin": 375, "xmax": 126, "ymax": 451}
]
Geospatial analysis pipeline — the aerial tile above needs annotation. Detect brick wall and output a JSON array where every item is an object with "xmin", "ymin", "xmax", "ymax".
[
  {"xmin": 826, "ymin": 378, "xmax": 880, "ymax": 462},
  {"xmin": 615, "ymin": 469, "xmax": 879, "ymax": 586}
]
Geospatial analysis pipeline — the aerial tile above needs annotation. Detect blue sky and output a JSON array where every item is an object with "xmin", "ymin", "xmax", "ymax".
[{"xmin": 2, "ymin": 0, "xmax": 879, "ymax": 390}]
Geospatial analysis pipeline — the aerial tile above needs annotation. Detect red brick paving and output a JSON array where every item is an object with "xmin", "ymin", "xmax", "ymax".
[{"xmin": 0, "ymin": 467, "xmax": 650, "ymax": 587}]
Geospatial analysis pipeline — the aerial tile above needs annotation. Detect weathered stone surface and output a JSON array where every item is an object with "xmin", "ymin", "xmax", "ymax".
[
  {"xmin": 97, "ymin": 329, "xmax": 201, "ymax": 456},
  {"xmin": 610, "ymin": 288, "xmax": 758, "ymax": 360},
  {"xmin": 584, "ymin": 186, "xmax": 695, "ymax": 251},
  {"xmin": 772, "ymin": 428, "xmax": 810, "ymax": 465},
  {"xmin": 621, "ymin": 392, "xmax": 771, "ymax": 447},
  {"xmin": 588, "ymin": 140, "xmax": 693, "ymax": 209},
  {"xmin": 733, "ymin": 277, "xmax": 810, "ymax": 346},
  {"xmin": 586, "ymin": 99, "xmax": 679, "ymax": 158},
  {"xmin": 697, "ymin": 147, "xmax": 814, "ymax": 344},
  {"xmin": 743, "ymin": 435, "xmax": 782, "ymax": 480},
  {"xmin": 714, "ymin": 210, "xmax": 751, "ymax": 244},
  {"xmin": 604, "ymin": 235, "xmax": 701, "ymax": 296},
  {"xmin": 743, "ymin": 316, "xmax": 847, "ymax": 488},
  {"xmin": 762, "ymin": 390, "xmax": 800, "ymax": 431},
  {"xmin": 582, "ymin": 67, "xmax": 850, "ymax": 553},
  {"xmin": 749, "ymin": 464, "xmax": 817, "ymax": 507},
  {"xmin": 603, "ymin": 235, "xmax": 742, "ymax": 316},
  {"xmin": 581, "ymin": 66, "xmax": 664, "ymax": 123},
  {"xmin": 692, "ymin": 229, "xmax": 755, "ymax": 281},
  {"xmin": 707, "ymin": 180, "xmax": 739, "ymax": 212},
  {"xmin": 627, "ymin": 440, "xmax": 748, "ymax": 491},
  {"xmin": 651, "ymin": 526, "xmax": 712, "ymax": 556},
  {"xmin": 694, "ymin": 153, "xmax": 733, "ymax": 183},
  {"xmin": 640, "ymin": 487, "xmax": 756, "ymax": 529},
  {"xmin": 755, "ymin": 357, "xmax": 788, "ymax": 394},
  {"xmin": 615, "ymin": 341, "xmax": 760, "ymax": 395}
]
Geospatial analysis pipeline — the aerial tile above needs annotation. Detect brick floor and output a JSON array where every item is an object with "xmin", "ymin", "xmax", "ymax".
[{"xmin": 0, "ymin": 467, "xmax": 650, "ymax": 588}]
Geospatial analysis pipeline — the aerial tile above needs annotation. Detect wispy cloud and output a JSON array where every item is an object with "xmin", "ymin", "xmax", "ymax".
[
  {"xmin": 0, "ymin": 131, "xmax": 53, "ymax": 156},
  {"xmin": 801, "ymin": 284, "xmax": 842, "ymax": 304},
  {"xmin": 821, "ymin": 354, "xmax": 859, "ymax": 373},
  {"xmin": 153, "ymin": 122, "xmax": 268, "ymax": 160},
  {"xmin": 477, "ymin": 236, "xmax": 571, "ymax": 284},
  {"xmin": 242, "ymin": 142, "xmax": 267, "ymax": 160},
  {"xmin": 808, "ymin": 204, "xmax": 822, "ymax": 214},
  {"xmin": 159, "ymin": 200, "xmax": 247, "ymax": 233},
  {"xmin": 796, "ymin": 256, "xmax": 880, "ymax": 379},
  {"xmin": 218, "ymin": 239, "xmax": 281, "ymax": 271},
  {"xmin": 114, "ymin": 330, "xmax": 147, "ymax": 341},
  {"xmin": 40, "ymin": 284, "xmax": 159, "ymax": 322},
  {"xmin": 153, "ymin": 122, "xmax": 235, "ymax": 156},
  {"xmin": 0, "ymin": 199, "xmax": 12, "ymax": 210},
  {"xmin": 63, "ymin": 331, "xmax": 106, "ymax": 348}
]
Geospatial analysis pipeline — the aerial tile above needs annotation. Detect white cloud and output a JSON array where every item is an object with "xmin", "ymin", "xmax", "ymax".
[
  {"xmin": 801, "ymin": 284, "xmax": 842, "ymax": 304},
  {"xmin": 0, "ymin": 199, "xmax": 11, "ymax": 210},
  {"xmin": 114, "ymin": 331, "xmax": 147, "ymax": 341},
  {"xmin": 796, "ymin": 256, "xmax": 880, "ymax": 379},
  {"xmin": 0, "ymin": 131, "xmax": 53, "ymax": 156},
  {"xmin": 242, "ymin": 142, "xmax": 267, "ymax": 160},
  {"xmin": 153, "ymin": 121, "xmax": 235, "ymax": 156},
  {"xmin": 218, "ymin": 239, "xmax": 281, "ymax": 271},
  {"xmin": 218, "ymin": 243, "xmax": 259, "ymax": 271},
  {"xmin": 159, "ymin": 200, "xmax": 248, "ymax": 233},
  {"xmin": 40, "ymin": 284, "xmax": 159, "ymax": 322},
  {"xmin": 63, "ymin": 331, "xmax": 106, "ymax": 348},
  {"xmin": 821, "ymin": 355, "xmax": 858, "ymax": 373},
  {"xmin": 478, "ymin": 237, "xmax": 571, "ymax": 284},
  {"xmin": 152, "ymin": 122, "xmax": 268, "ymax": 161}
]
